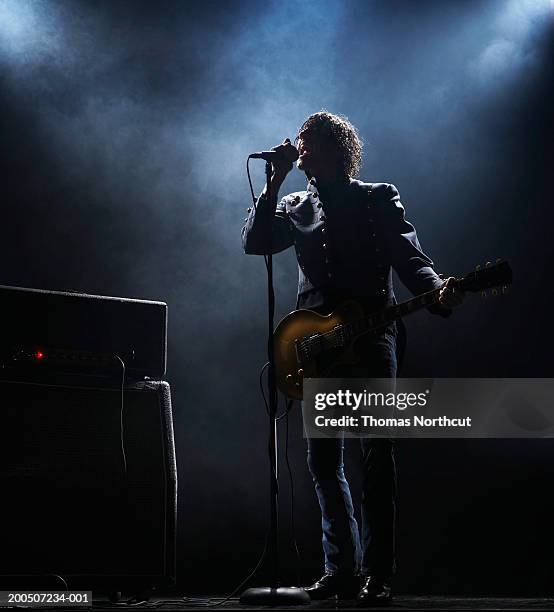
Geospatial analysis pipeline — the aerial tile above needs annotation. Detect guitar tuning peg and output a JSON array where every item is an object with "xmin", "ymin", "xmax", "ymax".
[
  {"xmin": 485, "ymin": 261, "xmax": 492, "ymax": 267},
  {"xmin": 502, "ymin": 285, "xmax": 510, "ymax": 294},
  {"xmin": 496, "ymin": 258, "xmax": 502, "ymax": 264},
  {"xmin": 475, "ymin": 264, "xmax": 481, "ymax": 271},
  {"xmin": 492, "ymin": 288, "xmax": 498, "ymax": 296},
  {"xmin": 481, "ymin": 290, "xmax": 487, "ymax": 298}
]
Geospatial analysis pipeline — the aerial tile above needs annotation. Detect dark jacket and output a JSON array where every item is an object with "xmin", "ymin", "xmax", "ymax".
[{"xmin": 242, "ymin": 176, "xmax": 449, "ymax": 316}]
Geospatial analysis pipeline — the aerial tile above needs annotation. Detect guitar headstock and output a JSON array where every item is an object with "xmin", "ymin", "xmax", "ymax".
[{"xmin": 458, "ymin": 259, "xmax": 512, "ymax": 295}]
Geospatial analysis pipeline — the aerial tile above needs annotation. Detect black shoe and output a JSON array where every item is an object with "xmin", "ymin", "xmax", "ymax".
[
  {"xmin": 356, "ymin": 576, "xmax": 392, "ymax": 606},
  {"xmin": 304, "ymin": 573, "xmax": 360, "ymax": 600}
]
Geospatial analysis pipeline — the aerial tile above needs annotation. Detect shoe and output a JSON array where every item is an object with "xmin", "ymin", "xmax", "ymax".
[
  {"xmin": 356, "ymin": 575, "xmax": 392, "ymax": 606},
  {"xmin": 304, "ymin": 572, "xmax": 360, "ymax": 600}
]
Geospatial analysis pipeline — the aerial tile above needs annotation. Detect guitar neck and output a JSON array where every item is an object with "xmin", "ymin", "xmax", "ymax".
[
  {"xmin": 349, "ymin": 285, "xmax": 446, "ymax": 338},
  {"xmin": 325, "ymin": 261, "xmax": 510, "ymax": 354},
  {"xmin": 381, "ymin": 285, "xmax": 444, "ymax": 325}
]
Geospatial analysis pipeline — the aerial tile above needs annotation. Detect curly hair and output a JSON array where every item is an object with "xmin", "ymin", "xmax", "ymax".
[{"xmin": 295, "ymin": 111, "xmax": 363, "ymax": 178}]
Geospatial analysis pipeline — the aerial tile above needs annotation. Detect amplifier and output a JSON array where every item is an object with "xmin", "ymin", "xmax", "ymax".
[
  {"xmin": 0, "ymin": 377, "xmax": 177, "ymax": 591},
  {"xmin": 0, "ymin": 285, "xmax": 167, "ymax": 380}
]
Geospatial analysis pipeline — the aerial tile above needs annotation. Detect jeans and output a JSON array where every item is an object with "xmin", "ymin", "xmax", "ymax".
[{"xmin": 306, "ymin": 327, "xmax": 398, "ymax": 579}]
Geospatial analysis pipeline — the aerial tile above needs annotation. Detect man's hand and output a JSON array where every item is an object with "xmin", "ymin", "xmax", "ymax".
[
  {"xmin": 270, "ymin": 138, "xmax": 297, "ymax": 182},
  {"xmin": 439, "ymin": 277, "xmax": 465, "ymax": 309}
]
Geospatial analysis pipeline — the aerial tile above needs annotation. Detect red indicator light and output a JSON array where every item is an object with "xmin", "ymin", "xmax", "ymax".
[{"xmin": 35, "ymin": 351, "xmax": 44, "ymax": 360}]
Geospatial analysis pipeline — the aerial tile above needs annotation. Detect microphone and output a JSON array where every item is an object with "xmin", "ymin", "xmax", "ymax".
[{"xmin": 249, "ymin": 145, "xmax": 299, "ymax": 163}]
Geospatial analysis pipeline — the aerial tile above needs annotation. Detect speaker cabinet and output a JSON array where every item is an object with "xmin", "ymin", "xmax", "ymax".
[{"xmin": 0, "ymin": 377, "xmax": 177, "ymax": 590}]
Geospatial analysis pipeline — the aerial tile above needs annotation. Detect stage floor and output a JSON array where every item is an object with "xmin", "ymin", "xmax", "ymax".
[{"xmin": 89, "ymin": 596, "xmax": 554, "ymax": 611}]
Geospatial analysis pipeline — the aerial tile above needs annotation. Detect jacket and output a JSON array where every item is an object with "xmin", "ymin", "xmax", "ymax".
[{"xmin": 242, "ymin": 176, "xmax": 449, "ymax": 316}]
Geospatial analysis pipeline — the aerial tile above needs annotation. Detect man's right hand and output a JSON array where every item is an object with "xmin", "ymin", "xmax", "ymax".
[{"xmin": 270, "ymin": 138, "xmax": 298, "ymax": 182}]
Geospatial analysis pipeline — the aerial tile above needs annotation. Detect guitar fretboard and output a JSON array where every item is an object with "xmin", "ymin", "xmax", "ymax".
[{"xmin": 345, "ymin": 286, "xmax": 442, "ymax": 338}]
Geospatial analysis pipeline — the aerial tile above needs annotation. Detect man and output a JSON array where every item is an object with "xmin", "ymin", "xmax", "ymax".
[{"xmin": 241, "ymin": 111, "xmax": 463, "ymax": 604}]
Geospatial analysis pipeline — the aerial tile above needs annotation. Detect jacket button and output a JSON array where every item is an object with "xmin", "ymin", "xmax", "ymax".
[
  {"xmin": 320, "ymin": 214, "xmax": 326, "ymax": 221},
  {"xmin": 375, "ymin": 247, "xmax": 380, "ymax": 253},
  {"xmin": 322, "ymin": 243, "xmax": 327, "ymax": 249},
  {"xmin": 244, "ymin": 217, "xmax": 248, "ymax": 222},
  {"xmin": 321, "ymin": 228, "xmax": 326, "ymax": 235},
  {"xmin": 317, "ymin": 203, "xmax": 322, "ymax": 208},
  {"xmin": 294, "ymin": 195, "xmax": 300, "ymax": 203},
  {"xmin": 246, "ymin": 207, "xmax": 252, "ymax": 213},
  {"xmin": 372, "ymin": 232, "xmax": 376, "ymax": 238},
  {"xmin": 368, "ymin": 217, "xmax": 374, "ymax": 222},
  {"xmin": 313, "ymin": 192, "xmax": 319, "ymax": 198},
  {"xmin": 328, "ymin": 272, "xmax": 333, "ymax": 278}
]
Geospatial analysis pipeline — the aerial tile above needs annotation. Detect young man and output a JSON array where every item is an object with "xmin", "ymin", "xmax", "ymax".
[{"xmin": 241, "ymin": 111, "xmax": 463, "ymax": 604}]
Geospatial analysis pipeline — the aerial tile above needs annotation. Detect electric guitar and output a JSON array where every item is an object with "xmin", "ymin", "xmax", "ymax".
[{"xmin": 274, "ymin": 260, "xmax": 512, "ymax": 400}]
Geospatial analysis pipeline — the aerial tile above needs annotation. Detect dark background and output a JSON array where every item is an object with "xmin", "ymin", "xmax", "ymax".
[{"xmin": 1, "ymin": 0, "xmax": 553, "ymax": 596}]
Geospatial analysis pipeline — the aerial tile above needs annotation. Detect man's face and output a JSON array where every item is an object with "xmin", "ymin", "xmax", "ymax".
[{"xmin": 296, "ymin": 130, "xmax": 339, "ymax": 178}]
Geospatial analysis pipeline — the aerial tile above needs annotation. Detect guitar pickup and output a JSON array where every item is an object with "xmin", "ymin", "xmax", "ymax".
[
  {"xmin": 308, "ymin": 333, "xmax": 325, "ymax": 354},
  {"xmin": 333, "ymin": 325, "xmax": 349, "ymax": 346},
  {"xmin": 297, "ymin": 333, "xmax": 326, "ymax": 361}
]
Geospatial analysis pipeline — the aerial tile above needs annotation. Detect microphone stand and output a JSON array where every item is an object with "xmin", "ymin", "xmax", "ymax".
[{"xmin": 240, "ymin": 162, "xmax": 309, "ymax": 606}]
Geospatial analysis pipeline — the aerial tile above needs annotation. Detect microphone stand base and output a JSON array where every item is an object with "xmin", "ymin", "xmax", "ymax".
[{"xmin": 239, "ymin": 586, "xmax": 310, "ymax": 606}]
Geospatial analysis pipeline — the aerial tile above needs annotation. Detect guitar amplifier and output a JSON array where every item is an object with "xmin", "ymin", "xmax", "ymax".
[
  {"xmin": 0, "ymin": 285, "xmax": 167, "ymax": 380},
  {"xmin": 0, "ymin": 377, "xmax": 177, "ymax": 591}
]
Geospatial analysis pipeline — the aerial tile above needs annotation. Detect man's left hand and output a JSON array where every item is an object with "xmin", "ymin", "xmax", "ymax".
[{"xmin": 439, "ymin": 277, "xmax": 465, "ymax": 309}]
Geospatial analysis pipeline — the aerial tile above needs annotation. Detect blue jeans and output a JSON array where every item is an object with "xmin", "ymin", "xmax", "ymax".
[{"xmin": 306, "ymin": 328, "xmax": 398, "ymax": 579}]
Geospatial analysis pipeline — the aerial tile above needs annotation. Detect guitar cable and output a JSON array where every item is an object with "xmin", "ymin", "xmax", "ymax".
[
  {"xmin": 114, "ymin": 353, "xmax": 128, "ymax": 479},
  {"xmin": 208, "ymin": 532, "xmax": 270, "ymax": 607},
  {"xmin": 259, "ymin": 361, "xmax": 303, "ymax": 582},
  {"xmin": 181, "ymin": 361, "xmax": 277, "ymax": 607},
  {"xmin": 284, "ymin": 400, "xmax": 303, "ymax": 583},
  {"xmin": 205, "ymin": 360, "xmax": 277, "ymax": 608}
]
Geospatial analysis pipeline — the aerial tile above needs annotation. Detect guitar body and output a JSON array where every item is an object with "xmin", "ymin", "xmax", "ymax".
[{"xmin": 274, "ymin": 300, "xmax": 366, "ymax": 400}]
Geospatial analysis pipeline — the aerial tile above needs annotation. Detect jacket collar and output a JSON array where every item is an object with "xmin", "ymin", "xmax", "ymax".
[{"xmin": 306, "ymin": 175, "xmax": 351, "ymax": 191}]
